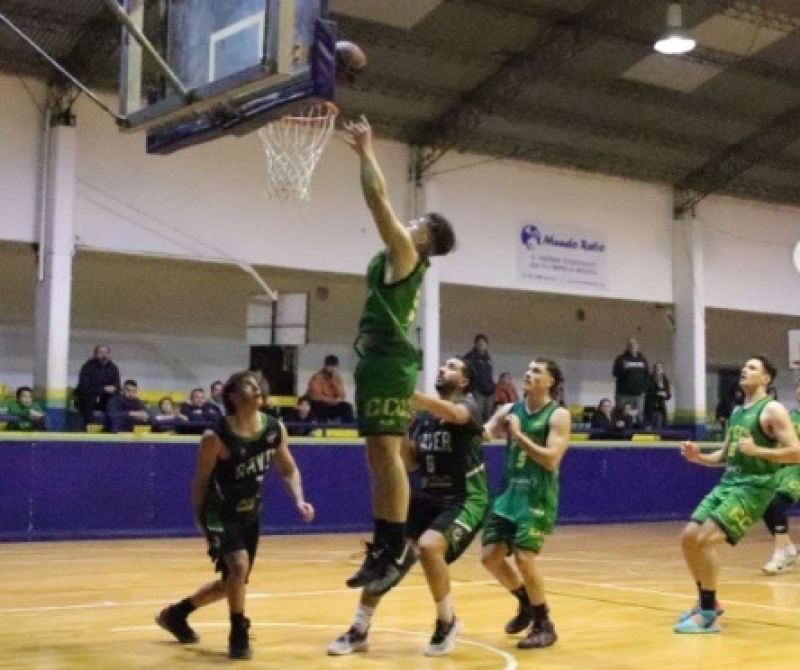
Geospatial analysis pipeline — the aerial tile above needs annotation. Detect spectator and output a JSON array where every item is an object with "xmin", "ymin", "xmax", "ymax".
[
  {"xmin": 306, "ymin": 355, "xmax": 354, "ymax": 423},
  {"xmin": 463, "ymin": 333, "xmax": 495, "ymax": 421},
  {"xmin": 284, "ymin": 395, "xmax": 318, "ymax": 437},
  {"xmin": 179, "ymin": 388, "xmax": 222, "ymax": 428},
  {"xmin": 644, "ymin": 361, "xmax": 672, "ymax": 429},
  {"xmin": 7, "ymin": 386, "xmax": 47, "ymax": 431},
  {"xmin": 105, "ymin": 379, "xmax": 150, "ymax": 433},
  {"xmin": 590, "ymin": 398, "xmax": 616, "ymax": 432},
  {"xmin": 74, "ymin": 345, "xmax": 121, "ymax": 427},
  {"xmin": 612, "ymin": 338, "xmax": 649, "ymax": 412},
  {"xmin": 149, "ymin": 396, "xmax": 188, "ymax": 433},
  {"xmin": 615, "ymin": 402, "xmax": 644, "ymax": 432},
  {"xmin": 493, "ymin": 371, "xmax": 519, "ymax": 408},
  {"xmin": 208, "ymin": 380, "xmax": 226, "ymax": 415}
]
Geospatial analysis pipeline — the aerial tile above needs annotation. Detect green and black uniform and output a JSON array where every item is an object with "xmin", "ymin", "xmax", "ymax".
[
  {"xmin": 773, "ymin": 408, "xmax": 800, "ymax": 502},
  {"xmin": 354, "ymin": 251, "xmax": 428, "ymax": 436},
  {"xmin": 407, "ymin": 395, "xmax": 489, "ymax": 563},
  {"xmin": 202, "ymin": 414, "xmax": 282, "ymax": 574},
  {"xmin": 691, "ymin": 396, "xmax": 779, "ymax": 544},
  {"xmin": 482, "ymin": 400, "xmax": 560, "ymax": 553}
]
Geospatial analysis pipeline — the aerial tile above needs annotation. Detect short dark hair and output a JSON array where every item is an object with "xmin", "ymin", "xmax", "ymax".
[
  {"xmin": 751, "ymin": 354, "xmax": 777, "ymax": 385},
  {"xmin": 474, "ymin": 333, "xmax": 488, "ymax": 346},
  {"xmin": 222, "ymin": 371, "xmax": 258, "ymax": 415},
  {"xmin": 425, "ymin": 212, "xmax": 456, "ymax": 257},
  {"xmin": 16, "ymin": 386, "xmax": 33, "ymax": 400},
  {"xmin": 453, "ymin": 356, "xmax": 474, "ymax": 393},
  {"xmin": 324, "ymin": 354, "xmax": 339, "ymax": 366},
  {"xmin": 123, "ymin": 379, "xmax": 137, "ymax": 388}
]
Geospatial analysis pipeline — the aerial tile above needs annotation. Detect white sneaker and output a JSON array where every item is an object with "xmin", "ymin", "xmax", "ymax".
[
  {"xmin": 327, "ymin": 625, "xmax": 369, "ymax": 655},
  {"xmin": 762, "ymin": 551, "xmax": 794, "ymax": 575},
  {"xmin": 424, "ymin": 617, "xmax": 462, "ymax": 657}
]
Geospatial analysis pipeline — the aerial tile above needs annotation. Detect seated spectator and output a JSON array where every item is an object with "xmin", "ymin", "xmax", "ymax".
[
  {"xmin": 208, "ymin": 380, "xmax": 226, "ymax": 415},
  {"xmin": 105, "ymin": 379, "xmax": 150, "ymax": 433},
  {"xmin": 493, "ymin": 371, "xmax": 519, "ymax": 408},
  {"xmin": 284, "ymin": 395, "xmax": 319, "ymax": 437},
  {"xmin": 7, "ymin": 386, "xmax": 47, "ymax": 431},
  {"xmin": 590, "ymin": 398, "xmax": 616, "ymax": 432},
  {"xmin": 149, "ymin": 396, "xmax": 188, "ymax": 433},
  {"xmin": 306, "ymin": 354, "xmax": 354, "ymax": 423},
  {"xmin": 179, "ymin": 388, "xmax": 222, "ymax": 431},
  {"xmin": 615, "ymin": 402, "xmax": 645, "ymax": 432},
  {"xmin": 74, "ymin": 344, "xmax": 121, "ymax": 428}
]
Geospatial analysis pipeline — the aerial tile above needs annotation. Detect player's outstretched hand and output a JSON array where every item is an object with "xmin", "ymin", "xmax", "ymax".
[
  {"xmin": 342, "ymin": 115, "xmax": 372, "ymax": 155},
  {"xmin": 680, "ymin": 440, "xmax": 701, "ymax": 463},
  {"xmin": 297, "ymin": 501, "xmax": 315, "ymax": 523}
]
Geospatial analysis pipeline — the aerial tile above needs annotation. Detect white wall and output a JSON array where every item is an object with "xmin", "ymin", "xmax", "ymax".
[{"xmin": 1, "ymin": 75, "xmax": 799, "ymax": 409}]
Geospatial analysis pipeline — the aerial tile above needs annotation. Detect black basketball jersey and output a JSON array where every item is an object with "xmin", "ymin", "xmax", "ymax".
[
  {"xmin": 411, "ymin": 395, "xmax": 484, "ymax": 500},
  {"xmin": 207, "ymin": 413, "xmax": 282, "ymax": 516}
]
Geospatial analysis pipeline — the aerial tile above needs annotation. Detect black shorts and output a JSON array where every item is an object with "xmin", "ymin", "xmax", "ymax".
[
  {"xmin": 204, "ymin": 512, "xmax": 260, "ymax": 579},
  {"xmin": 407, "ymin": 495, "xmax": 485, "ymax": 564}
]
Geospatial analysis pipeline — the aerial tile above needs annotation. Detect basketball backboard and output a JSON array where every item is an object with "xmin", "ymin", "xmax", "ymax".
[{"xmin": 118, "ymin": 0, "xmax": 336, "ymax": 155}]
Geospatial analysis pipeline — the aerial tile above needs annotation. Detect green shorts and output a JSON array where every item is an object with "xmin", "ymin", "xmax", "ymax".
[
  {"xmin": 481, "ymin": 510, "xmax": 551, "ymax": 554},
  {"xmin": 774, "ymin": 465, "xmax": 800, "ymax": 502},
  {"xmin": 407, "ymin": 494, "xmax": 487, "ymax": 564},
  {"xmin": 691, "ymin": 479, "xmax": 775, "ymax": 545},
  {"xmin": 355, "ymin": 353, "xmax": 419, "ymax": 436}
]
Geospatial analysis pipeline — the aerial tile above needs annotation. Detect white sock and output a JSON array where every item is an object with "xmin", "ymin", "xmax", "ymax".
[
  {"xmin": 786, "ymin": 545, "xmax": 797, "ymax": 557},
  {"xmin": 435, "ymin": 594, "xmax": 454, "ymax": 624},
  {"xmin": 354, "ymin": 604, "xmax": 375, "ymax": 632}
]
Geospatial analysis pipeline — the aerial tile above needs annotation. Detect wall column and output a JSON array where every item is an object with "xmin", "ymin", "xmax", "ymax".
[
  {"xmin": 672, "ymin": 214, "xmax": 707, "ymax": 439},
  {"xmin": 34, "ymin": 109, "xmax": 77, "ymax": 430}
]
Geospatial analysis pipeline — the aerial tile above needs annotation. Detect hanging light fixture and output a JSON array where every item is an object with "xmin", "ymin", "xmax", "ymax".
[{"xmin": 654, "ymin": 2, "xmax": 696, "ymax": 55}]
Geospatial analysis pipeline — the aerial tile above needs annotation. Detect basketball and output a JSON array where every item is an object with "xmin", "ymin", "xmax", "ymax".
[{"xmin": 336, "ymin": 41, "xmax": 367, "ymax": 83}]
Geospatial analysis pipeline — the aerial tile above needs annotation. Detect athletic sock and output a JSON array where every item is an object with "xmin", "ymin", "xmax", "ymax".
[
  {"xmin": 531, "ymin": 603, "xmax": 549, "ymax": 623},
  {"xmin": 786, "ymin": 545, "xmax": 797, "ymax": 558},
  {"xmin": 230, "ymin": 611, "xmax": 246, "ymax": 630},
  {"xmin": 435, "ymin": 594, "xmax": 454, "ymax": 624},
  {"xmin": 699, "ymin": 589, "xmax": 716, "ymax": 612},
  {"xmin": 374, "ymin": 519, "xmax": 389, "ymax": 548},
  {"xmin": 354, "ymin": 603, "xmax": 375, "ymax": 633},
  {"xmin": 384, "ymin": 522, "xmax": 407, "ymax": 560},
  {"xmin": 511, "ymin": 586, "xmax": 531, "ymax": 607},
  {"xmin": 174, "ymin": 597, "xmax": 196, "ymax": 618}
]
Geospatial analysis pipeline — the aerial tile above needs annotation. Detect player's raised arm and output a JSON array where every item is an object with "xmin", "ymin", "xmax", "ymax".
[{"xmin": 343, "ymin": 116, "xmax": 418, "ymax": 275}]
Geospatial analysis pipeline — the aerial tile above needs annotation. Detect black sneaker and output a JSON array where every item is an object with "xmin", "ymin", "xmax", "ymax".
[
  {"xmin": 424, "ymin": 617, "xmax": 462, "ymax": 656},
  {"xmin": 346, "ymin": 542, "xmax": 385, "ymax": 588},
  {"xmin": 327, "ymin": 625, "xmax": 370, "ymax": 655},
  {"xmin": 155, "ymin": 606, "xmax": 199, "ymax": 644},
  {"xmin": 229, "ymin": 617, "xmax": 252, "ymax": 660},
  {"xmin": 364, "ymin": 542, "xmax": 417, "ymax": 596},
  {"xmin": 518, "ymin": 619, "xmax": 557, "ymax": 649},
  {"xmin": 504, "ymin": 602, "xmax": 534, "ymax": 635}
]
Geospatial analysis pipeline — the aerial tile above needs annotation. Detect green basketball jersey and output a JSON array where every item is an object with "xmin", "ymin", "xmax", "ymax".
[
  {"xmin": 790, "ymin": 409, "xmax": 800, "ymax": 438},
  {"xmin": 357, "ymin": 251, "xmax": 428, "ymax": 356},
  {"xmin": 724, "ymin": 395, "xmax": 777, "ymax": 483},
  {"xmin": 492, "ymin": 400, "xmax": 560, "ymax": 524}
]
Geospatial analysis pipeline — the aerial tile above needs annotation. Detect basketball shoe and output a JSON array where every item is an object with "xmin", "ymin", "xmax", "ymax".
[
  {"xmin": 762, "ymin": 549, "xmax": 797, "ymax": 575},
  {"xmin": 364, "ymin": 542, "xmax": 417, "ymax": 596},
  {"xmin": 676, "ymin": 600, "xmax": 724, "ymax": 624},
  {"xmin": 424, "ymin": 617, "xmax": 462, "ymax": 656},
  {"xmin": 154, "ymin": 606, "xmax": 199, "ymax": 644},
  {"xmin": 228, "ymin": 617, "xmax": 252, "ymax": 660},
  {"xmin": 674, "ymin": 609, "xmax": 721, "ymax": 634},
  {"xmin": 505, "ymin": 602, "xmax": 535, "ymax": 634},
  {"xmin": 518, "ymin": 619, "xmax": 558, "ymax": 649},
  {"xmin": 346, "ymin": 542, "xmax": 385, "ymax": 588},
  {"xmin": 327, "ymin": 625, "xmax": 370, "ymax": 655}
]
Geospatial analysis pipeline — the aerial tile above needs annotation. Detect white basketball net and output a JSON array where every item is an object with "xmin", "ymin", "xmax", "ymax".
[{"xmin": 258, "ymin": 102, "xmax": 339, "ymax": 202}]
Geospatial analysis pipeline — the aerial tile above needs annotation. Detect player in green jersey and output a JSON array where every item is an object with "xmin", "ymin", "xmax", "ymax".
[
  {"xmin": 343, "ymin": 116, "xmax": 457, "ymax": 596},
  {"xmin": 481, "ymin": 358, "xmax": 571, "ymax": 650},
  {"xmin": 328, "ymin": 356, "xmax": 487, "ymax": 657},
  {"xmin": 761, "ymin": 376, "xmax": 800, "ymax": 574},
  {"xmin": 677, "ymin": 356, "xmax": 800, "ymax": 634},
  {"xmin": 155, "ymin": 372, "xmax": 314, "ymax": 660}
]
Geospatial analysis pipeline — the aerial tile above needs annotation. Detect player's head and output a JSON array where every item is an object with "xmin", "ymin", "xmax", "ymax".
[
  {"xmin": 525, "ymin": 357, "xmax": 564, "ymax": 400},
  {"xmin": 740, "ymin": 355, "xmax": 776, "ymax": 392},
  {"xmin": 435, "ymin": 356, "xmax": 472, "ymax": 396},
  {"xmin": 223, "ymin": 371, "xmax": 264, "ymax": 415},
  {"xmin": 408, "ymin": 212, "xmax": 456, "ymax": 258}
]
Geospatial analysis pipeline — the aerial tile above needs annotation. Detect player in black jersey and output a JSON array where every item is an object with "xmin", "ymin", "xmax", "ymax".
[
  {"xmin": 155, "ymin": 371, "xmax": 314, "ymax": 660},
  {"xmin": 329, "ymin": 357, "xmax": 488, "ymax": 657}
]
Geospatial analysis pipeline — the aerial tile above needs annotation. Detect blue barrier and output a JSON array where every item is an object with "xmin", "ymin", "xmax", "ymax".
[{"xmin": 0, "ymin": 437, "xmax": 744, "ymax": 542}]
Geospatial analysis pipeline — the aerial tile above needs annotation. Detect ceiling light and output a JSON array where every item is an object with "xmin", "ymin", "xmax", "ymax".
[{"xmin": 654, "ymin": 2, "xmax": 696, "ymax": 55}]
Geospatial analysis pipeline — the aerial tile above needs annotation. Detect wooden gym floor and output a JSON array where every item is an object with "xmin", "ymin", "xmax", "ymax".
[{"xmin": 1, "ymin": 522, "xmax": 798, "ymax": 669}]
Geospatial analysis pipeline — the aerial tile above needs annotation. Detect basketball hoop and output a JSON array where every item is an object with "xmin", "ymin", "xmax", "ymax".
[{"xmin": 258, "ymin": 102, "xmax": 339, "ymax": 202}]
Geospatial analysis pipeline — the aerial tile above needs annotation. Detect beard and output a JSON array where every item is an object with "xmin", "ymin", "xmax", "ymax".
[{"xmin": 435, "ymin": 378, "xmax": 456, "ymax": 394}]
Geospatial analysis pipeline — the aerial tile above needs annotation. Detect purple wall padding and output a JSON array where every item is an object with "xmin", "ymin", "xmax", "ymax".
[{"xmin": 0, "ymin": 439, "xmax": 739, "ymax": 542}]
